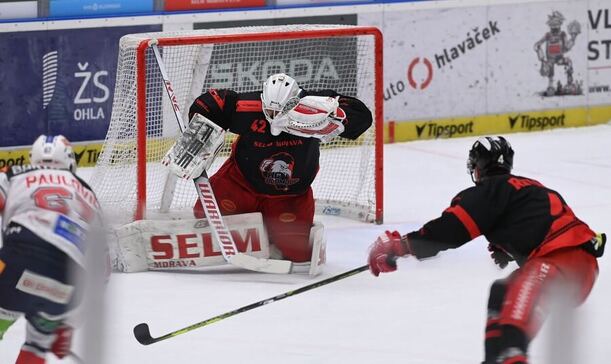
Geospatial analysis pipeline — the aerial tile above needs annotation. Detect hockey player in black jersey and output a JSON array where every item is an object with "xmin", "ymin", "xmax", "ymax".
[{"xmin": 368, "ymin": 136, "xmax": 605, "ymax": 364}]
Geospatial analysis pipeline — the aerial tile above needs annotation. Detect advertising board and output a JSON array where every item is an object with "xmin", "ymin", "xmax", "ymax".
[
  {"xmin": 587, "ymin": 2, "xmax": 611, "ymax": 105},
  {"xmin": 487, "ymin": 1, "xmax": 587, "ymax": 112},
  {"xmin": 360, "ymin": 6, "xmax": 490, "ymax": 121},
  {"xmin": 0, "ymin": 1, "xmax": 36, "ymax": 20},
  {"xmin": 193, "ymin": 14, "xmax": 359, "ymax": 95},
  {"xmin": 0, "ymin": 24, "xmax": 161, "ymax": 148},
  {"xmin": 360, "ymin": 0, "xmax": 611, "ymax": 141},
  {"xmin": 49, "ymin": 0, "xmax": 153, "ymax": 17},
  {"xmin": 273, "ymin": 0, "xmax": 370, "ymax": 5},
  {"xmin": 164, "ymin": 0, "xmax": 264, "ymax": 11},
  {"xmin": 0, "ymin": 0, "xmax": 608, "ymax": 151}
]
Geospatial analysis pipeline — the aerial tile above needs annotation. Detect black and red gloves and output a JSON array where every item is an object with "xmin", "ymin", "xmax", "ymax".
[
  {"xmin": 368, "ymin": 230, "xmax": 411, "ymax": 276},
  {"xmin": 488, "ymin": 244, "xmax": 513, "ymax": 269}
]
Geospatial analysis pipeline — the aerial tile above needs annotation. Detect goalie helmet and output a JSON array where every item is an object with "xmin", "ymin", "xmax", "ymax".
[
  {"xmin": 467, "ymin": 136, "xmax": 514, "ymax": 183},
  {"xmin": 30, "ymin": 135, "xmax": 77, "ymax": 173},
  {"xmin": 261, "ymin": 73, "xmax": 301, "ymax": 122}
]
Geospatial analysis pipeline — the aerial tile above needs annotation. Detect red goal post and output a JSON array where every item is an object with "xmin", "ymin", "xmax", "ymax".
[{"xmin": 90, "ymin": 25, "xmax": 383, "ymax": 225}]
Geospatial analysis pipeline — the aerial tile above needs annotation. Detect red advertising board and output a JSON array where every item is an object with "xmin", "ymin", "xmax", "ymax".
[{"xmin": 164, "ymin": 0, "xmax": 265, "ymax": 11}]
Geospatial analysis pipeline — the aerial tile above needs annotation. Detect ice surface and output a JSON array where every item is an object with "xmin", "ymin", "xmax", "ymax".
[{"xmin": 1, "ymin": 126, "xmax": 610, "ymax": 363}]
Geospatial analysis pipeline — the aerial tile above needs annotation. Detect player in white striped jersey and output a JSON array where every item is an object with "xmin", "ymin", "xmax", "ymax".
[{"xmin": 0, "ymin": 135, "xmax": 105, "ymax": 364}]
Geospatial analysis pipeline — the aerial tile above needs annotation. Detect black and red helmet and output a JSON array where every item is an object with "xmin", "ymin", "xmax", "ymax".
[{"xmin": 467, "ymin": 136, "xmax": 514, "ymax": 183}]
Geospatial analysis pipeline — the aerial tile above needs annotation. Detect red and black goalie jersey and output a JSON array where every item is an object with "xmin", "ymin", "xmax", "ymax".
[
  {"xmin": 406, "ymin": 174, "xmax": 595, "ymax": 265},
  {"xmin": 188, "ymin": 89, "xmax": 373, "ymax": 196}
]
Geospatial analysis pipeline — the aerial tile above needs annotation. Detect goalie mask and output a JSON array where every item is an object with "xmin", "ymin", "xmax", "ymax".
[
  {"xmin": 467, "ymin": 136, "xmax": 514, "ymax": 183},
  {"xmin": 30, "ymin": 134, "xmax": 77, "ymax": 173},
  {"xmin": 261, "ymin": 73, "xmax": 301, "ymax": 123}
]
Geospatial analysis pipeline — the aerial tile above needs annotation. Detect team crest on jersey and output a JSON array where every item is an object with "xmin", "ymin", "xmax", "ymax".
[{"xmin": 259, "ymin": 152, "xmax": 300, "ymax": 191}]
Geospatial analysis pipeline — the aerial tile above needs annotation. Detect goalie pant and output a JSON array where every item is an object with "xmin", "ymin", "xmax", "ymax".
[
  {"xmin": 195, "ymin": 160, "xmax": 314, "ymax": 263},
  {"xmin": 399, "ymin": 174, "xmax": 600, "ymax": 363},
  {"xmin": 0, "ymin": 223, "xmax": 84, "ymax": 363}
]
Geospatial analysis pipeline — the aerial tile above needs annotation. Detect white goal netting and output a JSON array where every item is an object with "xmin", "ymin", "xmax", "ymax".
[{"xmin": 89, "ymin": 24, "xmax": 382, "ymax": 225}]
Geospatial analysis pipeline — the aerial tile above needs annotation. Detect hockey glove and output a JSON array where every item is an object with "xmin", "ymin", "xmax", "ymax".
[
  {"xmin": 51, "ymin": 325, "xmax": 73, "ymax": 359},
  {"xmin": 488, "ymin": 244, "xmax": 514, "ymax": 269},
  {"xmin": 162, "ymin": 113, "xmax": 225, "ymax": 179},
  {"xmin": 583, "ymin": 232, "xmax": 606, "ymax": 258},
  {"xmin": 368, "ymin": 230, "xmax": 410, "ymax": 277},
  {"xmin": 270, "ymin": 95, "xmax": 345, "ymax": 142}
]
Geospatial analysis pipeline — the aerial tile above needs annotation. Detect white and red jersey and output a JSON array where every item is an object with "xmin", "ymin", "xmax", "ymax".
[{"xmin": 0, "ymin": 165, "xmax": 102, "ymax": 266}]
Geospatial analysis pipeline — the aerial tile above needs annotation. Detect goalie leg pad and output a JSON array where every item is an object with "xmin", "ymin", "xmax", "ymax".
[
  {"xmin": 290, "ymin": 221, "xmax": 327, "ymax": 276},
  {"xmin": 308, "ymin": 221, "xmax": 327, "ymax": 276},
  {"xmin": 112, "ymin": 213, "xmax": 271, "ymax": 272}
]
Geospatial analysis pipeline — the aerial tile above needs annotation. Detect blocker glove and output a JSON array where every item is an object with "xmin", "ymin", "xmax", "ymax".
[
  {"xmin": 368, "ymin": 230, "xmax": 411, "ymax": 276},
  {"xmin": 51, "ymin": 325, "xmax": 73, "ymax": 359}
]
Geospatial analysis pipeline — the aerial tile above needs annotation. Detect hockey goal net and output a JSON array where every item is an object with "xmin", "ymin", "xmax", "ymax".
[{"xmin": 89, "ymin": 25, "xmax": 383, "ymax": 225}]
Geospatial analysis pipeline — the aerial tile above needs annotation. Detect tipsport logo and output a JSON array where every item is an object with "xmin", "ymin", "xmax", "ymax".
[
  {"xmin": 415, "ymin": 121, "xmax": 475, "ymax": 139},
  {"xmin": 508, "ymin": 114, "xmax": 565, "ymax": 131}
]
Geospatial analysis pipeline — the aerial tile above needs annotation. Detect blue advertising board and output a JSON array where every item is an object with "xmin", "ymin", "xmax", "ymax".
[
  {"xmin": 49, "ymin": 0, "xmax": 153, "ymax": 17},
  {"xmin": 0, "ymin": 24, "xmax": 161, "ymax": 147}
]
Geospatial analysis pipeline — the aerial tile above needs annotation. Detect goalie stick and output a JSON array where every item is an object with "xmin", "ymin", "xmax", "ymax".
[
  {"xmin": 151, "ymin": 42, "xmax": 291, "ymax": 274},
  {"xmin": 133, "ymin": 264, "xmax": 368, "ymax": 345}
]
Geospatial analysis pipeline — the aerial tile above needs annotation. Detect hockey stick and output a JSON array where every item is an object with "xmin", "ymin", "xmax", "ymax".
[
  {"xmin": 133, "ymin": 264, "xmax": 368, "ymax": 345},
  {"xmin": 150, "ymin": 42, "xmax": 291, "ymax": 274}
]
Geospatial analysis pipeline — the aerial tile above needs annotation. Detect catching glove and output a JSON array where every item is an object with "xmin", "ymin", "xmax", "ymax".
[{"xmin": 270, "ymin": 95, "xmax": 345, "ymax": 142}]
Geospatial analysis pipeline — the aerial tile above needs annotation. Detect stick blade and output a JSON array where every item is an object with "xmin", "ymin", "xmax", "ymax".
[
  {"xmin": 229, "ymin": 253, "xmax": 292, "ymax": 274},
  {"xmin": 133, "ymin": 323, "xmax": 155, "ymax": 345}
]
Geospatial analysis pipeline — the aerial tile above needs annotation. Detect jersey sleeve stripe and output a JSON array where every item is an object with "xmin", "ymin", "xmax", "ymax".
[
  {"xmin": 445, "ymin": 205, "xmax": 481, "ymax": 239},
  {"xmin": 194, "ymin": 99, "xmax": 210, "ymax": 112},
  {"xmin": 209, "ymin": 89, "xmax": 225, "ymax": 110}
]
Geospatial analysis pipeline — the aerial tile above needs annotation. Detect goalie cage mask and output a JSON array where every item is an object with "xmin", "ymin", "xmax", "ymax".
[
  {"xmin": 261, "ymin": 73, "xmax": 302, "ymax": 123},
  {"xmin": 467, "ymin": 136, "xmax": 514, "ymax": 183}
]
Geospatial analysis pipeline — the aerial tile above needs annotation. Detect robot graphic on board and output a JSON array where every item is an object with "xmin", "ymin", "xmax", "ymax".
[{"xmin": 533, "ymin": 11, "xmax": 582, "ymax": 97}]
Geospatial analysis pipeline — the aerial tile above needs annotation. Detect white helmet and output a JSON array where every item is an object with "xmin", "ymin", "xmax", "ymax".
[
  {"xmin": 30, "ymin": 135, "xmax": 77, "ymax": 173},
  {"xmin": 261, "ymin": 73, "xmax": 301, "ymax": 122}
]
